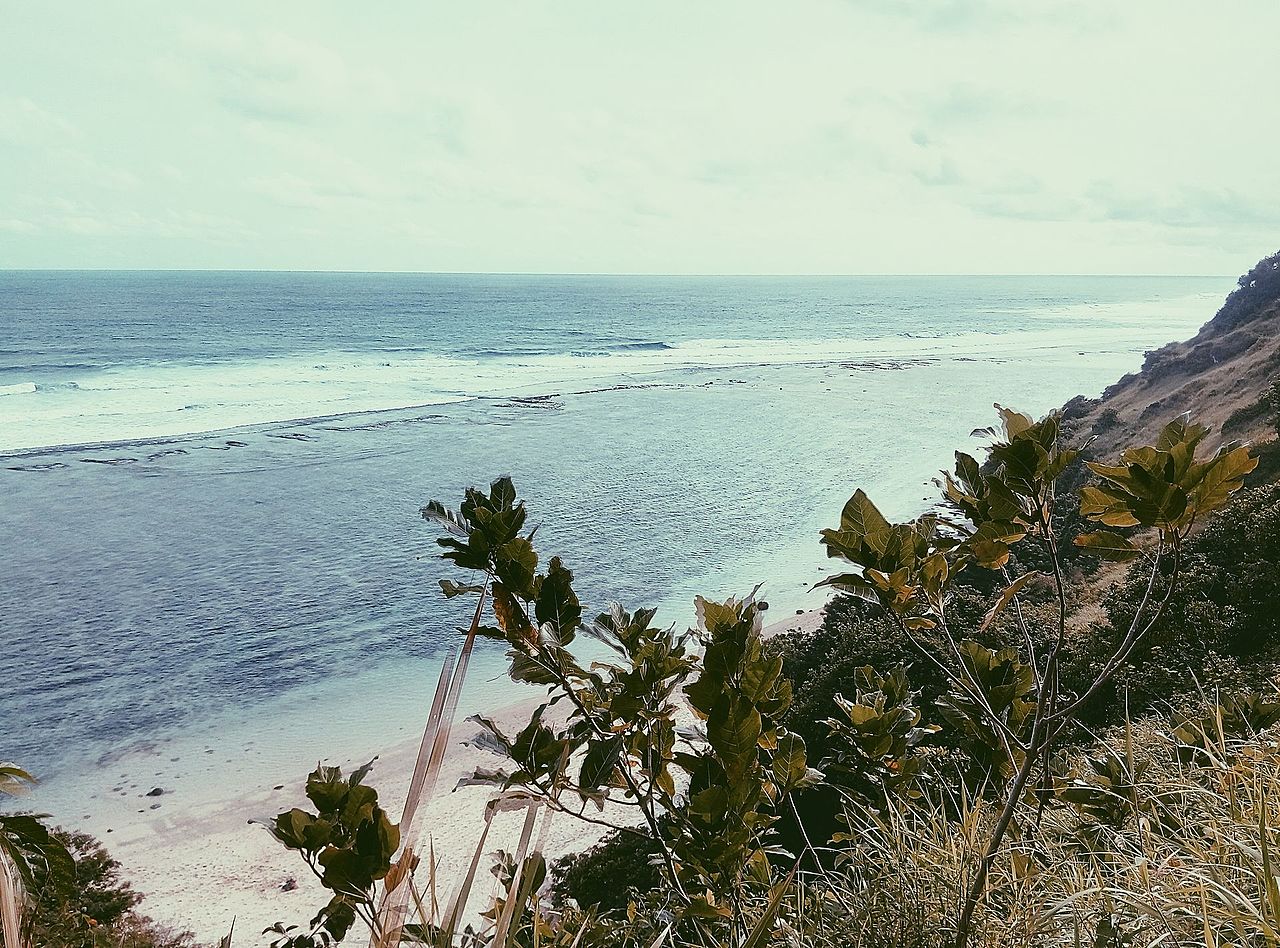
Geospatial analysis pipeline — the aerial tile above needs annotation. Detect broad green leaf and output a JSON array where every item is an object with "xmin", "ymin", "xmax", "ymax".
[
  {"xmin": 534, "ymin": 557, "xmax": 582, "ymax": 639},
  {"xmin": 695, "ymin": 595, "xmax": 740, "ymax": 634},
  {"xmin": 0, "ymin": 765, "xmax": 35, "ymax": 798},
  {"xmin": 493, "ymin": 537, "xmax": 538, "ymax": 598},
  {"xmin": 439, "ymin": 579, "xmax": 485, "ymax": 599},
  {"xmin": 1188, "ymin": 445, "xmax": 1258, "ymax": 516},
  {"xmin": 493, "ymin": 582, "xmax": 534, "ymax": 640},
  {"xmin": 838, "ymin": 489, "xmax": 891, "ymax": 547},
  {"xmin": 954, "ymin": 451, "xmax": 982, "ymax": 492},
  {"xmin": 1079, "ymin": 485, "xmax": 1140, "ymax": 527},
  {"xmin": 1155, "ymin": 414, "xmax": 1209, "ymax": 452},
  {"xmin": 769, "ymin": 731, "xmax": 807, "ymax": 793},
  {"xmin": 967, "ymin": 520, "xmax": 1026, "ymax": 569},
  {"xmin": 305, "ymin": 765, "xmax": 348, "ymax": 814},
  {"xmin": 740, "ymin": 655, "xmax": 783, "ymax": 702},
  {"xmin": 708, "ymin": 698, "xmax": 763, "ymax": 770},
  {"xmin": 995, "ymin": 403, "xmax": 1034, "ymax": 440},
  {"xmin": 270, "ymin": 808, "xmax": 316, "ymax": 850},
  {"xmin": 1074, "ymin": 530, "xmax": 1142, "ymax": 562},
  {"xmin": 579, "ymin": 736, "xmax": 625, "ymax": 792},
  {"xmin": 508, "ymin": 651, "xmax": 560, "ymax": 685}
]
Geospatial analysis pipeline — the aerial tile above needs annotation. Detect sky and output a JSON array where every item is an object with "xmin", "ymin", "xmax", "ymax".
[{"xmin": 1, "ymin": 1, "xmax": 1276, "ymax": 274}]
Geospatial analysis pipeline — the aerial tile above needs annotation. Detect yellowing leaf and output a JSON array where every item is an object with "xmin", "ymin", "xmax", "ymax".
[
  {"xmin": 1188, "ymin": 444, "xmax": 1258, "ymax": 516},
  {"xmin": 995, "ymin": 403, "xmax": 1035, "ymax": 440},
  {"xmin": 1074, "ymin": 531, "xmax": 1142, "ymax": 562},
  {"xmin": 979, "ymin": 571, "xmax": 1041, "ymax": 631}
]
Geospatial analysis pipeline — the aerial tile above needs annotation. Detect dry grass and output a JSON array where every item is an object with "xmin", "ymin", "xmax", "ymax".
[{"xmin": 813, "ymin": 718, "xmax": 1280, "ymax": 947}]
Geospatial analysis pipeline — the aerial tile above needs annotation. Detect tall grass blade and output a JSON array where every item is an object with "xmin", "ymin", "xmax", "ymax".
[
  {"xmin": 645, "ymin": 922, "xmax": 672, "ymax": 948},
  {"xmin": 740, "ymin": 862, "xmax": 799, "ymax": 948},
  {"xmin": 372, "ymin": 582, "xmax": 489, "ymax": 947},
  {"xmin": 439, "ymin": 800, "xmax": 498, "ymax": 943},
  {"xmin": 491, "ymin": 803, "xmax": 541, "ymax": 948},
  {"xmin": 0, "ymin": 853, "xmax": 23, "ymax": 948}
]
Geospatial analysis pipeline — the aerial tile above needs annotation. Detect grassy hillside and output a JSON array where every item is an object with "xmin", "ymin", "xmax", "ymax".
[{"xmin": 1065, "ymin": 251, "xmax": 1280, "ymax": 465}]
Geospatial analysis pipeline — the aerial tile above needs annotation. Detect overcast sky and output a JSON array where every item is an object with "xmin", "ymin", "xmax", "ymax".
[{"xmin": 2, "ymin": 2, "xmax": 1276, "ymax": 274}]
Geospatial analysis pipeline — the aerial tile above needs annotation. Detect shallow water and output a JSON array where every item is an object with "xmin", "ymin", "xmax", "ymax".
[{"xmin": 0, "ymin": 272, "xmax": 1226, "ymax": 813}]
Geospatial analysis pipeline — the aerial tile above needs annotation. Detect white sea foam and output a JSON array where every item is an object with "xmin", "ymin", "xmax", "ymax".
[{"xmin": 0, "ymin": 291, "xmax": 1213, "ymax": 453}]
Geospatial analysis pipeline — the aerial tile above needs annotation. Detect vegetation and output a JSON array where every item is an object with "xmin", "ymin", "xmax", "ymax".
[
  {"xmin": 5, "ymin": 393, "xmax": 1275, "ymax": 946},
  {"xmin": 0, "ymin": 764, "xmax": 72, "ymax": 947},
  {"xmin": 1212, "ymin": 249, "xmax": 1280, "ymax": 331},
  {"xmin": 0, "ymin": 769, "xmax": 193, "ymax": 948},
  {"xmin": 23, "ymin": 829, "xmax": 195, "ymax": 948},
  {"xmin": 238, "ymin": 401, "xmax": 1278, "ymax": 948},
  {"xmin": 1070, "ymin": 481, "xmax": 1280, "ymax": 725}
]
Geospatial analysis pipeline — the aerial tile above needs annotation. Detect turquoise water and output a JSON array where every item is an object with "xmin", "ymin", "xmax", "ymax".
[{"xmin": 0, "ymin": 272, "xmax": 1226, "ymax": 799}]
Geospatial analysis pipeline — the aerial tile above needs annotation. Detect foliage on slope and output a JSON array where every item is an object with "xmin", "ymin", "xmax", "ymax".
[{"xmin": 1066, "ymin": 249, "xmax": 1280, "ymax": 463}]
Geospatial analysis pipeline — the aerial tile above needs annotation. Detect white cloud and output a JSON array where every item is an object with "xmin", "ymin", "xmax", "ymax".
[{"xmin": 0, "ymin": 1, "xmax": 1276, "ymax": 272}]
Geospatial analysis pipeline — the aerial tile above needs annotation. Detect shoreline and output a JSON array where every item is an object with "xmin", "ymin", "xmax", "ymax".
[{"xmin": 43, "ymin": 608, "xmax": 827, "ymax": 945}]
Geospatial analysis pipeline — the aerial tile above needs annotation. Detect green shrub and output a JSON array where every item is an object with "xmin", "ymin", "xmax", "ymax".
[
  {"xmin": 25, "ymin": 829, "xmax": 194, "ymax": 948},
  {"xmin": 1071, "ymin": 482, "xmax": 1280, "ymax": 724},
  {"xmin": 771, "ymin": 596, "xmax": 949, "ymax": 762},
  {"xmin": 549, "ymin": 829, "xmax": 663, "ymax": 913}
]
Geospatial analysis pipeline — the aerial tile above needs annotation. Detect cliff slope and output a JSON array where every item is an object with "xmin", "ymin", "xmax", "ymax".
[{"xmin": 1065, "ymin": 251, "xmax": 1280, "ymax": 466}]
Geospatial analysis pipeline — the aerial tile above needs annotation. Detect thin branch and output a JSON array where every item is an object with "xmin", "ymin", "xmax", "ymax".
[{"xmin": 1050, "ymin": 541, "xmax": 1181, "ymax": 723}]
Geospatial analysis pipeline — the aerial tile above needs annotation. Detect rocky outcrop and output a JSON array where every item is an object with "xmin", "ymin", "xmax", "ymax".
[{"xmin": 1065, "ymin": 251, "xmax": 1280, "ymax": 462}]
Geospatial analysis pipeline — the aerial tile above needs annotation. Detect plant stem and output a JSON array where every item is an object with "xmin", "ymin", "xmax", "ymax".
[{"xmin": 953, "ymin": 717, "xmax": 1041, "ymax": 948}]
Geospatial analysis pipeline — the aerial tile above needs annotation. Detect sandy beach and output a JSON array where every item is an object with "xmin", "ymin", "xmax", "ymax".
[{"xmin": 65, "ymin": 608, "xmax": 826, "ymax": 945}]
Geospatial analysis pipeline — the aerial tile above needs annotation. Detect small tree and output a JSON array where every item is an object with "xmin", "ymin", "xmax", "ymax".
[
  {"xmin": 423, "ymin": 479, "xmax": 817, "ymax": 942},
  {"xmin": 817, "ymin": 406, "xmax": 1256, "ymax": 947},
  {"xmin": 260, "ymin": 761, "xmax": 401, "ymax": 947},
  {"xmin": 263, "ymin": 407, "xmax": 1257, "ymax": 948},
  {"xmin": 266, "ymin": 479, "xmax": 815, "ymax": 947}
]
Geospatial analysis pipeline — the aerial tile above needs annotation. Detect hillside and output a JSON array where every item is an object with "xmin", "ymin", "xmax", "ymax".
[{"xmin": 1064, "ymin": 251, "xmax": 1280, "ymax": 463}]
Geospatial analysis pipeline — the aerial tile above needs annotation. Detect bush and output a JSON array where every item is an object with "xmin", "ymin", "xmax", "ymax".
[
  {"xmin": 770, "ymin": 597, "xmax": 947, "ymax": 762},
  {"xmin": 1069, "ymin": 482, "xmax": 1280, "ymax": 725},
  {"xmin": 1212, "ymin": 249, "xmax": 1280, "ymax": 331},
  {"xmin": 25, "ymin": 829, "xmax": 194, "ymax": 948},
  {"xmin": 549, "ymin": 829, "xmax": 663, "ymax": 913}
]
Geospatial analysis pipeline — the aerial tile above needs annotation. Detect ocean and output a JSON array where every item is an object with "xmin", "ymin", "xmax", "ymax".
[{"xmin": 0, "ymin": 271, "xmax": 1227, "ymax": 818}]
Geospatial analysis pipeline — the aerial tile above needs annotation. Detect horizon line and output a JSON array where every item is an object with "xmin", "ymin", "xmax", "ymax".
[{"xmin": 0, "ymin": 267, "xmax": 1236, "ymax": 279}]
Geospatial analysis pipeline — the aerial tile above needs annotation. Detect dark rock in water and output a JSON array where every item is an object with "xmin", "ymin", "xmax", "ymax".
[
  {"xmin": 146, "ymin": 787, "xmax": 164, "ymax": 797},
  {"xmin": 149, "ymin": 803, "xmax": 161, "ymax": 810},
  {"xmin": 274, "ymin": 784, "xmax": 284, "ymax": 790},
  {"xmin": 795, "ymin": 609, "xmax": 804, "ymax": 615},
  {"xmin": 281, "ymin": 877, "xmax": 298, "ymax": 892},
  {"xmin": 757, "ymin": 600, "xmax": 769, "ymax": 611}
]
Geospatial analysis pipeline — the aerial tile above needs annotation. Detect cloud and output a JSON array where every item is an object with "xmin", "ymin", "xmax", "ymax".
[
  {"xmin": 962, "ymin": 182, "xmax": 1278, "ymax": 234},
  {"xmin": 0, "ymin": 95, "xmax": 76, "ymax": 145},
  {"xmin": 845, "ymin": 0, "xmax": 1113, "ymax": 34},
  {"xmin": 917, "ymin": 85, "xmax": 1064, "ymax": 130},
  {"xmin": 178, "ymin": 26, "xmax": 401, "ymax": 124},
  {"xmin": 1, "ymin": 1, "xmax": 1276, "ymax": 273},
  {"xmin": 1085, "ymin": 183, "xmax": 1279, "ymax": 230}
]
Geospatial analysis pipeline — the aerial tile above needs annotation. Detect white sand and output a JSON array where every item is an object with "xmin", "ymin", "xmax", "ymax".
[{"xmin": 68, "ymin": 608, "xmax": 827, "ymax": 945}]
